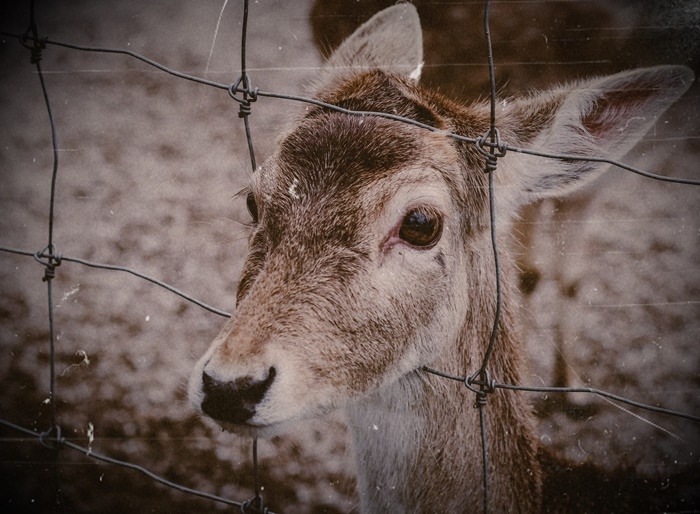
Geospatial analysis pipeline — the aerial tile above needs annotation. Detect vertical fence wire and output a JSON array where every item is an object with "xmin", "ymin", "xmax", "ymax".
[
  {"xmin": 473, "ymin": 1, "xmax": 502, "ymax": 511},
  {"xmin": 22, "ymin": 0, "xmax": 66, "ymax": 508},
  {"xmin": 22, "ymin": 0, "xmax": 60, "ymax": 435},
  {"xmin": 234, "ymin": 0, "xmax": 258, "ymax": 175},
  {"xmin": 234, "ymin": 1, "xmax": 266, "ymax": 512}
]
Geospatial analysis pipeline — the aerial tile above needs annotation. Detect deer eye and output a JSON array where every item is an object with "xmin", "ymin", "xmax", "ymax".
[
  {"xmin": 246, "ymin": 192, "xmax": 259, "ymax": 223},
  {"xmin": 398, "ymin": 207, "xmax": 443, "ymax": 248}
]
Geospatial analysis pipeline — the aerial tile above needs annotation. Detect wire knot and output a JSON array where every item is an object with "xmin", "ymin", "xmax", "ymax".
[
  {"xmin": 466, "ymin": 368, "xmax": 496, "ymax": 408},
  {"xmin": 34, "ymin": 246, "xmax": 62, "ymax": 282},
  {"xmin": 476, "ymin": 127, "xmax": 507, "ymax": 174},
  {"xmin": 20, "ymin": 29, "xmax": 48, "ymax": 64},
  {"xmin": 241, "ymin": 496, "xmax": 268, "ymax": 514},
  {"xmin": 39, "ymin": 424, "xmax": 64, "ymax": 450},
  {"xmin": 229, "ymin": 76, "xmax": 259, "ymax": 119}
]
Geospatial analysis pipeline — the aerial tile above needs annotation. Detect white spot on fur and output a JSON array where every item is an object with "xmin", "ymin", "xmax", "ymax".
[
  {"xmin": 409, "ymin": 61, "xmax": 424, "ymax": 81},
  {"xmin": 288, "ymin": 178, "xmax": 301, "ymax": 199}
]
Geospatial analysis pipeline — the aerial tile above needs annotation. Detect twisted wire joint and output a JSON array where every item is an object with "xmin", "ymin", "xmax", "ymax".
[
  {"xmin": 229, "ymin": 76, "xmax": 259, "ymax": 119},
  {"xmin": 241, "ymin": 496, "xmax": 269, "ymax": 514},
  {"xmin": 466, "ymin": 368, "xmax": 496, "ymax": 408},
  {"xmin": 475, "ymin": 127, "xmax": 507, "ymax": 174},
  {"xmin": 39, "ymin": 424, "xmax": 64, "ymax": 450},
  {"xmin": 34, "ymin": 246, "xmax": 63, "ymax": 282},
  {"xmin": 20, "ymin": 29, "xmax": 47, "ymax": 64}
]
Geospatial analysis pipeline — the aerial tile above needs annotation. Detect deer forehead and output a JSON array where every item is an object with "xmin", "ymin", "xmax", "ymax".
[{"xmin": 254, "ymin": 114, "xmax": 464, "ymax": 244}]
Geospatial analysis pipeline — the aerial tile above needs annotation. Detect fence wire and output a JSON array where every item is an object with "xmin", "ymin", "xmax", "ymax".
[{"xmin": 0, "ymin": 0, "xmax": 698, "ymax": 513}]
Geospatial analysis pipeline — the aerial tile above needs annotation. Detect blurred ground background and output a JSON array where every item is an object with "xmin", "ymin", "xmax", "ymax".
[{"xmin": 0, "ymin": 0, "xmax": 698, "ymax": 512}]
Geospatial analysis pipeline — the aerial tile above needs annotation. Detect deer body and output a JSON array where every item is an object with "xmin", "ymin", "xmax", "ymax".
[{"xmin": 189, "ymin": 5, "xmax": 693, "ymax": 512}]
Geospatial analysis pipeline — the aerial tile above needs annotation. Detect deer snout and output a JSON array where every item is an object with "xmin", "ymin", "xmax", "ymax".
[{"xmin": 200, "ymin": 366, "xmax": 277, "ymax": 425}]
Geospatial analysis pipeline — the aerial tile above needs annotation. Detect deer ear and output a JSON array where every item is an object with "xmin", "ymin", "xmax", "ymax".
[
  {"xmin": 507, "ymin": 65, "xmax": 695, "ymax": 203},
  {"xmin": 323, "ymin": 3, "xmax": 424, "ymax": 81}
]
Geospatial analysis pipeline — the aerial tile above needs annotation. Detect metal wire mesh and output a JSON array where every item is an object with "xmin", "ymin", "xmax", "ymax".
[{"xmin": 0, "ymin": 0, "xmax": 698, "ymax": 512}]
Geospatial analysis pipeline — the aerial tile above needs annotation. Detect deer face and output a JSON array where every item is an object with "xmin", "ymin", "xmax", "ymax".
[{"xmin": 190, "ymin": 97, "xmax": 485, "ymax": 436}]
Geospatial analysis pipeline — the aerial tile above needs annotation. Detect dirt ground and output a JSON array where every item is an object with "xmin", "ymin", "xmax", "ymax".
[{"xmin": 0, "ymin": 1, "xmax": 698, "ymax": 512}]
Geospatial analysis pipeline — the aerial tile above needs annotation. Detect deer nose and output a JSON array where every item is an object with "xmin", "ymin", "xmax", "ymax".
[{"xmin": 200, "ymin": 366, "xmax": 277, "ymax": 424}]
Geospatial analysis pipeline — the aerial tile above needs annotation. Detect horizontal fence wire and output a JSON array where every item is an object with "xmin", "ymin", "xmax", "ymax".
[
  {"xmin": 421, "ymin": 367, "xmax": 700, "ymax": 423},
  {"xmin": 0, "ymin": 0, "xmax": 698, "ymax": 512},
  {"xmin": 0, "ymin": 246, "xmax": 231, "ymax": 318},
  {"xmin": 4, "ymin": 33, "xmax": 700, "ymax": 187},
  {"xmin": 0, "ymin": 418, "xmax": 243, "ymax": 508}
]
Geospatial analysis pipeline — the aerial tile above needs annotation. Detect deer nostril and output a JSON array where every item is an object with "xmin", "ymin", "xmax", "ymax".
[{"xmin": 200, "ymin": 367, "xmax": 276, "ymax": 425}]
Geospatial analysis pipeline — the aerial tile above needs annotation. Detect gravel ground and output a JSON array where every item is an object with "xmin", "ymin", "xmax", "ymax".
[{"xmin": 0, "ymin": 1, "xmax": 697, "ymax": 512}]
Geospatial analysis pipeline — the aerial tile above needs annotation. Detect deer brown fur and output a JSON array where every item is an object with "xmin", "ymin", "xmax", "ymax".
[{"xmin": 189, "ymin": 5, "xmax": 694, "ymax": 512}]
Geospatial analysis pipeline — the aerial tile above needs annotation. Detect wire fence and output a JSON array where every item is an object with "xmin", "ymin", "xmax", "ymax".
[{"xmin": 1, "ymin": 0, "xmax": 698, "ymax": 513}]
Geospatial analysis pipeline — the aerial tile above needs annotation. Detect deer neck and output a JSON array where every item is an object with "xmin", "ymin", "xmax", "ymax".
[{"xmin": 345, "ymin": 263, "xmax": 542, "ymax": 513}]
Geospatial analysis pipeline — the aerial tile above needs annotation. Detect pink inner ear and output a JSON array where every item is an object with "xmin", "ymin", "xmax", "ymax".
[{"xmin": 582, "ymin": 86, "xmax": 656, "ymax": 140}]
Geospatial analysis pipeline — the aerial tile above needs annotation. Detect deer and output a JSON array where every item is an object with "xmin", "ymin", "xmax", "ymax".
[{"xmin": 189, "ymin": 4, "xmax": 694, "ymax": 512}]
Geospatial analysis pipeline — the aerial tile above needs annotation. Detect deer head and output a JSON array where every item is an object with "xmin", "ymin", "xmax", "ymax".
[{"xmin": 189, "ymin": 4, "xmax": 692, "ymax": 510}]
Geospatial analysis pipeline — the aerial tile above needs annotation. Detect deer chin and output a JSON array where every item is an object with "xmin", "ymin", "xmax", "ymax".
[
  {"xmin": 204, "ymin": 416, "xmax": 297, "ymax": 439},
  {"xmin": 204, "ymin": 385, "xmax": 357, "ymax": 439}
]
